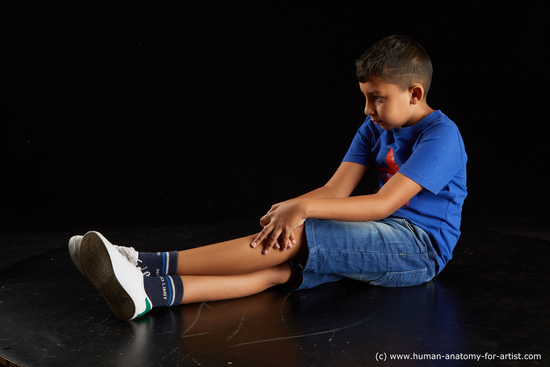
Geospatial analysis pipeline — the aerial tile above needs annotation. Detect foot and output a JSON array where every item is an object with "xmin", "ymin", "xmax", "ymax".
[
  {"xmin": 69, "ymin": 235, "xmax": 140, "ymax": 276},
  {"xmin": 79, "ymin": 231, "xmax": 152, "ymax": 320}
]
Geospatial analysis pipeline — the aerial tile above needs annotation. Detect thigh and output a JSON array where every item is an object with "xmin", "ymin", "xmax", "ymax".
[{"xmin": 302, "ymin": 218, "xmax": 438, "ymax": 287}]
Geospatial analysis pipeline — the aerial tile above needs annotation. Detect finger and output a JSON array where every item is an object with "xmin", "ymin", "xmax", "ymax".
[
  {"xmin": 262, "ymin": 226, "xmax": 283, "ymax": 254},
  {"xmin": 267, "ymin": 203, "xmax": 281, "ymax": 214},
  {"xmin": 262, "ymin": 234, "xmax": 276, "ymax": 254},
  {"xmin": 259, "ymin": 212, "xmax": 272, "ymax": 228},
  {"xmin": 286, "ymin": 223, "xmax": 304, "ymax": 249},
  {"xmin": 251, "ymin": 227, "xmax": 270, "ymax": 248},
  {"xmin": 277, "ymin": 236, "xmax": 291, "ymax": 250},
  {"xmin": 270, "ymin": 224, "xmax": 299, "ymax": 252},
  {"xmin": 279, "ymin": 228, "xmax": 293, "ymax": 251},
  {"xmin": 287, "ymin": 231, "xmax": 297, "ymax": 250},
  {"xmin": 274, "ymin": 231, "xmax": 289, "ymax": 251}
]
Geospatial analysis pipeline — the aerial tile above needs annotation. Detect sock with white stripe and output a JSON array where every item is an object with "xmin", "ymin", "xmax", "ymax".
[
  {"xmin": 143, "ymin": 275, "xmax": 184, "ymax": 308},
  {"xmin": 138, "ymin": 251, "xmax": 178, "ymax": 276}
]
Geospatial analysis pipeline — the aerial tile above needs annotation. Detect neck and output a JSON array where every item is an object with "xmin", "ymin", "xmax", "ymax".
[{"xmin": 403, "ymin": 102, "xmax": 434, "ymax": 128}]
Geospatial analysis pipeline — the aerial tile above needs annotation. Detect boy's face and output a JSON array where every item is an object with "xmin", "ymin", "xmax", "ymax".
[{"xmin": 359, "ymin": 77, "xmax": 423, "ymax": 130}]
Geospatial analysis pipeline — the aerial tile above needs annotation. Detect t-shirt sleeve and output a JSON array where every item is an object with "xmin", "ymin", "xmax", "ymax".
[
  {"xmin": 342, "ymin": 119, "xmax": 375, "ymax": 167},
  {"xmin": 398, "ymin": 125, "xmax": 467, "ymax": 194}
]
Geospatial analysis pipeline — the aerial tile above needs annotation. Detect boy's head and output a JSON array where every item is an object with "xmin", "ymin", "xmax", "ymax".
[{"xmin": 356, "ymin": 35, "xmax": 432, "ymax": 99}]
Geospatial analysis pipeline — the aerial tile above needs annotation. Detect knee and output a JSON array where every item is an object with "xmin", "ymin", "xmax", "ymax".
[{"xmin": 266, "ymin": 263, "xmax": 294, "ymax": 287}]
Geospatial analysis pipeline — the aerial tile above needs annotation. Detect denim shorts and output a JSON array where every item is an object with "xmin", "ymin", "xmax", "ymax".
[{"xmin": 290, "ymin": 217, "xmax": 439, "ymax": 290}]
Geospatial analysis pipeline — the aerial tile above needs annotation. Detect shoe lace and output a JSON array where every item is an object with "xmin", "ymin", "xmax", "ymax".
[
  {"xmin": 113, "ymin": 245, "xmax": 152, "ymax": 276},
  {"xmin": 113, "ymin": 245, "xmax": 140, "ymax": 267}
]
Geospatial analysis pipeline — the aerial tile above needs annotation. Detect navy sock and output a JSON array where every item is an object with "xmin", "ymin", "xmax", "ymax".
[
  {"xmin": 143, "ymin": 275, "xmax": 184, "ymax": 308},
  {"xmin": 138, "ymin": 251, "xmax": 178, "ymax": 276}
]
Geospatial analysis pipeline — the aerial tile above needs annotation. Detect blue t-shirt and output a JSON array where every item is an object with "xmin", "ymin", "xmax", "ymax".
[{"xmin": 343, "ymin": 110, "xmax": 467, "ymax": 272}]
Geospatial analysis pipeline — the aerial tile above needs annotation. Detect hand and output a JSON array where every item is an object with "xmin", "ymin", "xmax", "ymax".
[
  {"xmin": 262, "ymin": 203, "xmax": 299, "ymax": 251},
  {"xmin": 250, "ymin": 199, "xmax": 306, "ymax": 254}
]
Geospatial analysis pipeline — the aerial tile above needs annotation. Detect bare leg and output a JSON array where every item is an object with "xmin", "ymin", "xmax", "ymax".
[
  {"xmin": 177, "ymin": 225, "xmax": 307, "ymax": 275},
  {"xmin": 179, "ymin": 263, "xmax": 295, "ymax": 304}
]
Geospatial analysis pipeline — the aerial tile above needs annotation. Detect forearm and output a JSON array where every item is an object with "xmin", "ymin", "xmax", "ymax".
[
  {"xmin": 252, "ymin": 171, "xmax": 421, "ymax": 254},
  {"xmin": 296, "ymin": 162, "xmax": 368, "ymax": 200},
  {"xmin": 292, "ymin": 175, "xmax": 384, "ymax": 222},
  {"xmin": 296, "ymin": 185, "xmax": 344, "ymax": 199},
  {"xmin": 300, "ymin": 194, "xmax": 391, "ymax": 222},
  {"xmin": 299, "ymin": 172, "xmax": 422, "ymax": 222}
]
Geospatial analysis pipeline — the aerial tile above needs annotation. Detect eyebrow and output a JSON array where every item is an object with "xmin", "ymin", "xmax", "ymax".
[{"xmin": 366, "ymin": 90, "xmax": 383, "ymax": 95}]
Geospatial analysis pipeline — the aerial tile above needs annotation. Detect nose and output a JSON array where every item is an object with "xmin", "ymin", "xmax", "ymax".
[{"xmin": 364, "ymin": 99, "xmax": 375, "ymax": 116}]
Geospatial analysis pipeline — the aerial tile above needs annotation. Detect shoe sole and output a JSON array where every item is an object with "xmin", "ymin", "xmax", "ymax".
[
  {"xmin": 68, "ymin": 236, "xmax": 84, "ymax": 275},
  {"xmin": 80, "ymin": 232, "xmax": 142, "ymax": 320}
]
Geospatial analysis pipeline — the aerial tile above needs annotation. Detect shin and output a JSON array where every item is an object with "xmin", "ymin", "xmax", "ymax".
[
  {"xmin": 179, "ymin": 263, "xmax": 295, "ymax": 304},
  {"xmin": 176, "ymin": 225, "xmax": 307, "ymax": 275}
]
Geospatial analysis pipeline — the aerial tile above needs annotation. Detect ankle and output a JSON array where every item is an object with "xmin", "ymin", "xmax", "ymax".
[
  {"xmin": 139, "ymin": 251, "xmax": 178, "ymax": 276},
  {"xmin": 143, "ymin": 275, "xmax": 184, "ymax": 308}
]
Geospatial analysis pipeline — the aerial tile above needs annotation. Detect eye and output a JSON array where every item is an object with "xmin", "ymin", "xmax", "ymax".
[{"xmin": 373, "ymin": 95, "xmax": 383, "ymax": 102}]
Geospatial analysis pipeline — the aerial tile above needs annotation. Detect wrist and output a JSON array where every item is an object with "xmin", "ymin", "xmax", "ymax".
[{"xmin": 297, "ymin": 198, "xmax": 312, "ymax": 219}]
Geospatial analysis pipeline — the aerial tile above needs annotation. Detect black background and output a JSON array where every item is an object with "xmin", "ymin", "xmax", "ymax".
[{"xmin": 2, "ymin": 3, "xmax": 548, "ymax": 238}]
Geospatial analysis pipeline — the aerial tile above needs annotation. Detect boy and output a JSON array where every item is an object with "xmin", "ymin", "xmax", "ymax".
[{"xmin": 70, "ymin": 35, "xmax": 467, "ymax": 320}]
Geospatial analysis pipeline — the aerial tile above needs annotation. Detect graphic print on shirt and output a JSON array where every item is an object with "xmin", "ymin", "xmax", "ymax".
[
  {"xmin": 376, "ymin": 148, "xmax": 409, "ymax": 207},
  {"xmin": 377, "ymin": 148, "xmax": 399, "ymax": 182}
]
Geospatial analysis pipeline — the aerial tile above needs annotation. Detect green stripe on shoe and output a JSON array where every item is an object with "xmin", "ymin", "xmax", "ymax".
[{"xmin": 136, "ymin": 298, "xmax": 152, "ymax": 319}]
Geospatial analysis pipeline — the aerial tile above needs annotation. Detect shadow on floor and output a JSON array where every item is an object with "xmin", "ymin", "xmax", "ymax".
[{"xmin": 0, "ymin": 223, "xmax": 548, "ymax": 366}]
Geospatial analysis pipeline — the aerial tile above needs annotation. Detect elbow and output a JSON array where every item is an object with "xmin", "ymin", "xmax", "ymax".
[
  {"xmin": 373, "ymin": 194, "xmax": 404, "ymax": 220},
  {"xmin": 376, "ymin": 206, "xmax": 396, "ymax": 221}
]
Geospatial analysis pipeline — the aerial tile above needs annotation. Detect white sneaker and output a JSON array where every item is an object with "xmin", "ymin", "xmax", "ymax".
[
  {"xmin": 79, "ymin": 231, "xmax": 152, "ymax": 320},
  {"xmin": 69, "ymin": 235, "xmax": 140, "ymax": 275}
]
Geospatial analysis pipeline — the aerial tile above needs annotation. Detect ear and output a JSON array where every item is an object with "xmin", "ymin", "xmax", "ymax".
[{"xmin": 409, "ymin": 84, "xmax": 425, "ymax": 104}]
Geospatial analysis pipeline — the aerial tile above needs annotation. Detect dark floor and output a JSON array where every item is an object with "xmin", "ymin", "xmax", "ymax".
[{"xmin": 0, "ymin": 222, "xmax": 548, "ymax": 366}]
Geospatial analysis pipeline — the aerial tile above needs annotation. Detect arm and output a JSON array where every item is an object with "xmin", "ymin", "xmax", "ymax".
[
  {"xmin": 301, "ymin": 172, "xmax": 421, "ymax": 221},
  {"xmin": 251, "ymin": 162, "xmax": 366, "ymax": 252},
  {"xmin": 297, "ymin": 161, "xmax": 368, "ymax": 199},
  {"xmin": 252, "ymin": 172, "xmax": 422, "ymax": 253},
  {"xmin": 261, "ymin": 161, "xmax": 368, "ymax": 226}
]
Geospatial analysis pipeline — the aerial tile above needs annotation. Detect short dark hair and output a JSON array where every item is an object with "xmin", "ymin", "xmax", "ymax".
[{"xmin": 356, "ymin": 35, "xmax": 433, "ymax": 97}]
